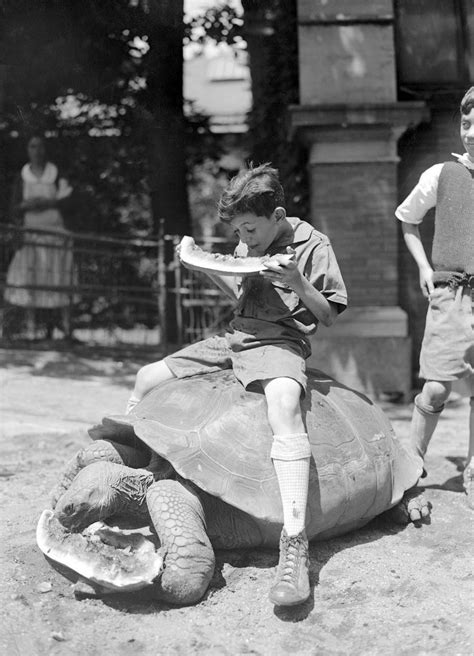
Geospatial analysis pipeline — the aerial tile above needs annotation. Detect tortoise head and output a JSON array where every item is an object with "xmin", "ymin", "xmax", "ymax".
[{"xmin": 55, "ymin": 461, "xmax": 123, "ymax": 532}]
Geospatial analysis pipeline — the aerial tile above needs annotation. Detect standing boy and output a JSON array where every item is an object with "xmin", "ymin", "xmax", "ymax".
[
  {"xmin": 396, "ymin": 87, "xmax": 474, "ymax": 506},
  {"xmin": 127, "ymin": 163, "xmax": 347, "ymax": 606}
]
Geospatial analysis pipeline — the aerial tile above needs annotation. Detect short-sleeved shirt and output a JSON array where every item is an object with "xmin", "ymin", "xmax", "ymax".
[
  {"xmin": 227, "ymin": 216, "xmax": 347, "ymax": 352},
  {"xmin": 165, "ymin": 217, "xmax": 347, "ymax": 390},
  {"xmin": 395, "ymin": 153, "xmax": 474, "ymax": 224}
]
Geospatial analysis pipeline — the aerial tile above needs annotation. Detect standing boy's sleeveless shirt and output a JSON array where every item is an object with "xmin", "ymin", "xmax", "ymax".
[{"xmin": 432, "ymin": 162, "xmax": 474, "ymax": 274}]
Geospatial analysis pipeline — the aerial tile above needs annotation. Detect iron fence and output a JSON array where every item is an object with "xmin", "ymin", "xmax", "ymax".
[
  {"xmin": 169, "ymin": 234, "xmax": 235, "ymax": 345},
  {"xmin": 0, "ymin": 223, "xmax": 234, "ymax": 351}
]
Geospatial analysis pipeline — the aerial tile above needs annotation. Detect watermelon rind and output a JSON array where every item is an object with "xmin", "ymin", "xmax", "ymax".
[
  {"xmin": 179, "ymin": 235, "xmax": 292, "ymax": 276},
  {"xmin": 36, "ymin": 510, "xmax": 163, "ymax": 593}
]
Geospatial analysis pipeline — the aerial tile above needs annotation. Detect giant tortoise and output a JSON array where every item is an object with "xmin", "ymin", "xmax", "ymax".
[{"xmin": 37, "ymin": 369, "xmax": 428, "ymax": 606}]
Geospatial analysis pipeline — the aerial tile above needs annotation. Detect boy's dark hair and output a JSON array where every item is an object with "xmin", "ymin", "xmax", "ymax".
[
  {"xmin": 460, "ymin": 87, "xmax": 474, "ymax": 115},
  {"xmin": 217, "ymin": 163, "xmax": 285, "ymax": 222}
]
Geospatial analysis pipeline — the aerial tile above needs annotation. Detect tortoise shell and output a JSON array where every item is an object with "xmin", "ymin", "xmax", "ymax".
[{"xmin": 91, "ymin": 369, "xmax": 422, "ymax": 541}]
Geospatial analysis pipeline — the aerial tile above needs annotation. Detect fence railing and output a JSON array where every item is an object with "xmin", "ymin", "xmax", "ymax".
[{"xmin": 0, "ymin": 224, "xmax": 234, "ymax": 351}]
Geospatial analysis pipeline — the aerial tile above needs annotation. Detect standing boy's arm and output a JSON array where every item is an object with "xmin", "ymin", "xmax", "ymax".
[
  {"xmin": 396, "ymin": 163, "xmax": 442, "ymax": 298},
  {"xmin": 401, "ymin": 223, "xmax": 434, "ymax": 297}
]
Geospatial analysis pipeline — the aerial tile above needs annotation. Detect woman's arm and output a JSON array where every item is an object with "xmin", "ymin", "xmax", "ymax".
[
  {"xmin": 9, "ymin": 176, "xmax": 24, "ymax": 225},
  {"xmin": 20, "ymin": 197, "xmax": 58, "ymax": 211}
]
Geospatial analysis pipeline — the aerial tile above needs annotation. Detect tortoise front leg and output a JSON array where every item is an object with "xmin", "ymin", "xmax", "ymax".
[
  {"xmin": 147, "ymin": 480, "xmax": 215, "ymax": 606},
  {"xmin": 50, "ymin": 439, "xmax": 150, "ymax": 508}
]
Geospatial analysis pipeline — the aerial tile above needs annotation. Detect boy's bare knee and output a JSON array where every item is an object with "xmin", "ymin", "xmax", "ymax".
[
  {"xmin": 135, "ymin": 361, "xmax": 174, "ymax": 396},
  {"xmin": 136, "ymin": 363, "xmax": 155, "ymax": 387},
  {"xmin": 267, "ymin": 393, "xmax": 303, "ymax": 433},
  {"xmin": 267, "ymin": 399, "xmax": 300, "ymax": 428},
  {"xmin": 420, "ymin": 380, "xmax": 452, "ymax": 411}
]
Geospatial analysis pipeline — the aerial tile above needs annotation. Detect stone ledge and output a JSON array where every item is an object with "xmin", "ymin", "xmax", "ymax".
[
  {"xmin": 289, "ymin": 102, "xmax": 429, "ymax": 132},
  {"xmin": 316, "ymin": 305, "xmax": 408, "ymax": 338},
  {"xmin": 308, "ymin": 334, "xmax": 412, "ymax": 400}
]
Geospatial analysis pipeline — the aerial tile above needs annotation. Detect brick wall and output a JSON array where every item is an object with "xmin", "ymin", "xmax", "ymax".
[{"xmin": 309, "ymin": 162, "xmax": 398, "ymax": 307}]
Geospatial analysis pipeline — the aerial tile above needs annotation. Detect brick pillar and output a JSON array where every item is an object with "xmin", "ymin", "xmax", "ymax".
[{"xmin": 289, "ymin": 0, "xmax": 428, "ymax": 399}]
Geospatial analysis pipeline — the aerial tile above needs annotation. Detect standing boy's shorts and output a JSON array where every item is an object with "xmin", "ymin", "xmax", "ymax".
[
  {"xmin": 419, "ymin": 284, "xmax": 473, "ymax": 381},
  {"xmin": 164, "ymin": 333, "xmax": 308, "ymax": 392}
]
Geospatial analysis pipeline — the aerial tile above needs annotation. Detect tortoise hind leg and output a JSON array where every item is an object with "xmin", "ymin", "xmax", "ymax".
[
  {"xmin": 147, "ymin": 479, "xmax": 215, "ymax": 606},
  {"xmin": 385, "ymin": 487, "xmax": 431, "ymax": 525},
  {"xmin": 50, "ymin": 439, "xmax": 150, "ymax": 509}
]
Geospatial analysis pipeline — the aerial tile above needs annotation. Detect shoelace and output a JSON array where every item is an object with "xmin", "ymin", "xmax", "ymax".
[{"xmin": 279, "ymin": 535, "xmax": 306, "ymax": 582}]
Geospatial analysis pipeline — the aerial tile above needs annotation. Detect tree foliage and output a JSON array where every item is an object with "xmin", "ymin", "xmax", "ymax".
[
  {"xmin": 186, "ymin": 0, "xmax": 308, "ymax": 219},
  {"xmin": 184, "ymin": 3, "xmax": 244, "ymax": 47},
  {"xmin": 1, "ymin": 0, "xmax": 146, "ymax": 132},
  {"xmin": 0, "ymin": 0, "xmax": 308, "ymax": 236},
  {"xmin": 242, "ymin": 0, "xmax": 308, "ymax": 219},
  {"xmin": 0, "ymin": 0, "xmax": 196, "ymax": 235}
]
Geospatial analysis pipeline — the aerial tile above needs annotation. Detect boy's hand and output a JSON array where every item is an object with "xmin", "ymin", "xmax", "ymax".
[
  {"xmin": 419, "ymin": 266, "xmax": 434, "ymax": 298},
  {"xmin": 261, "ymin": 247, "xmax": 300, "ymax": 286}
]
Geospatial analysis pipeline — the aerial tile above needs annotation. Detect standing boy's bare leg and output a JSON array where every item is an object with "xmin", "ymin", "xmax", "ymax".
[
  {"xmin": 262, "ymin": 377, "xmax": 311, "ymax": 606},
  {"xmin": 463, "ymin": 376, "xmax": 474, "ymax": 507},
  {"xmin": 126, "ymin": 361, "xmax": 176, "ymax": 413},
  {"xmin": 409, "ymin": 380, "xmax": 451, "ymax": 466}
]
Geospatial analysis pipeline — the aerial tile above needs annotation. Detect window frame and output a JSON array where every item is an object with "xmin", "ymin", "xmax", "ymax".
[{"xmin": 394, "ymin": 0, "xmax": 473, "ymax": 99}]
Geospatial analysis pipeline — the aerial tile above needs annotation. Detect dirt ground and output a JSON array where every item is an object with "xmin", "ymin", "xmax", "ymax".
[{"xmin": 0, "ymin": 346, "xmax": 473, "ymax": 656}]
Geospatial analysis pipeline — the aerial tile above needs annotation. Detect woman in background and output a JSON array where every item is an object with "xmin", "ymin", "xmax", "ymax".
[{"xmin": 5, "ymin": 134, "xmax": 76, "ymax": 339}]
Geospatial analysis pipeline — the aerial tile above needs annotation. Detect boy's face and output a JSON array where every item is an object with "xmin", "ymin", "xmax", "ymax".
[
  {"xmin": 230, "ymin": 210, "xmax": 283, "ymax": 256},
  {"xmin": 460, "ymin": 107, "xmax": 474, "ymax": 159}
]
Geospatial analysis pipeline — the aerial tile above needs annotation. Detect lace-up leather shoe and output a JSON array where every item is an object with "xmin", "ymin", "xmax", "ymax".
[{"xmin": 269, "ymin": 529, "xmax": 310, "ymax": 606}]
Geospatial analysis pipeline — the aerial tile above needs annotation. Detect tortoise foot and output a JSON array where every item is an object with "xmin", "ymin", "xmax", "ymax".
[{"xmin": 387, "ymin": 487, "xmax": 431, "ymax": 525}]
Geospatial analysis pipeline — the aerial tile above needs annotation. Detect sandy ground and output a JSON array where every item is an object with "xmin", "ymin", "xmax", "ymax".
[{"xmin": 0, "ymin": 347, "xmax": 473, "ymax": 656}]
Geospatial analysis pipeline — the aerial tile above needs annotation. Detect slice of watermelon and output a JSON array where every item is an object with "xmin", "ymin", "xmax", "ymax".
[
  {"xmin": 36, "ymin": 509, "xmax": 163, "ymax": 593},
  {"xmin": 178, "ymin": 236, "xmax": 293, "ymax": 276}
]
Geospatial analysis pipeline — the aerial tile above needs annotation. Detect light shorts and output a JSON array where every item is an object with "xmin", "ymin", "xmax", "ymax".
[
  {"xmin": 419, "ymin": 284, "xmax": 473, "ymax": 382},
  {"xmin": 164, "ymin": 333, "xmax": 308, "ymax": 392}
]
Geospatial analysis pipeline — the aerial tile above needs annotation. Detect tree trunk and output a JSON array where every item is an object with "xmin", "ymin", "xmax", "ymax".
[{"xmin": 144, "ymin": 0, "xmax": 191, "ymax": 237}]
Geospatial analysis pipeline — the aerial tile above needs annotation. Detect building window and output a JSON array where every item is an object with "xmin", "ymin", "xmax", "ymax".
[{"xmin": 395, "ymin": 0, "xmax": 473, "ymax": 97}]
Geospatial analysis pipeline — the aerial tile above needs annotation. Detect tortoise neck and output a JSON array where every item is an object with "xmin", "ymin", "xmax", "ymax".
[{"xmin": 110, "ymin": 469, "xmax": 154, "ymax": 514}]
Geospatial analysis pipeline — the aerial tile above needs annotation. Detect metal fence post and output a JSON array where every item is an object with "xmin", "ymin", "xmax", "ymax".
[
  {"xmin": 157, "ymin": 218, "xmax": 167, "ymax": 353},
  {"xmin": 173, "ymin": 234, "xmax": 183, "ymax": 347}
]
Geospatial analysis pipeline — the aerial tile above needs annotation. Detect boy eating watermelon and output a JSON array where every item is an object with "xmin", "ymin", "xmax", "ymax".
[{"xmin": 126, "ymin": 163, "xmax": 347, "ymax": 606}]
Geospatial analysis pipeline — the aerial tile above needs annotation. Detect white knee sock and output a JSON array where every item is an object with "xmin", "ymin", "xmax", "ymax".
[
  {"xmin": 273, "ymin": 457, "xmax": 310, "ymax": 536},
  {"xmin": 270, "ymin": 432, "xmax": 311, "ymax": 537}
]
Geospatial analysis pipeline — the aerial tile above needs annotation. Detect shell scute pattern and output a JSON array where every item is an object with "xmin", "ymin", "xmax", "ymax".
[{"xmin": 92, "ymin": 369, "xmax": 421, "ymax": 535}]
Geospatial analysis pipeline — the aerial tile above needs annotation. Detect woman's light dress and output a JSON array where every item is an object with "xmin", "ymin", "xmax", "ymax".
[{"xmin": 5, "ymin": 162, "xmax": 77, "ymax": 308}]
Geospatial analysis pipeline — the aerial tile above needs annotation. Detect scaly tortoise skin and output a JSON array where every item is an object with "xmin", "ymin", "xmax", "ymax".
[{"xmin": 48, "ymin": 369, "xmax": 428, "ymax": 605}]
